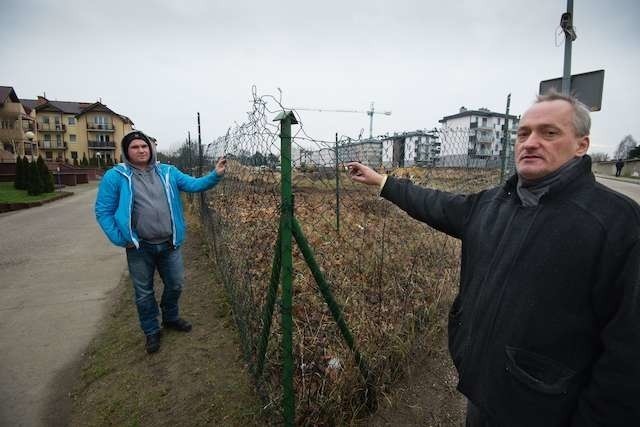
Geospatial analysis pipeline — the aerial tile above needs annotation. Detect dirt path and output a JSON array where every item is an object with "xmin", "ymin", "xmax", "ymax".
[{"xmin": 69, "ymin": 222, "xmax": 263, "ymax": 426}]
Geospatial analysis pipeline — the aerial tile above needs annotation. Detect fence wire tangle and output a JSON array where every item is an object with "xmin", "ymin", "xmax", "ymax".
[{"xmin": 181, "ymin": 88, "xmax": 505, "ymax": 425}]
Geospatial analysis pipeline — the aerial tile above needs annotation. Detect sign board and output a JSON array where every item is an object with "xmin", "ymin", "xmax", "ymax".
[{"xmin": 539, "ymin": 69, "xmax": 605, "ymax": 111}]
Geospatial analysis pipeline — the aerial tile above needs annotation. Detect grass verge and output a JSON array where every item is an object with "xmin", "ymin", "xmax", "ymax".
[
  {"xmin": 0, "ymin": 182, "xmax": 62, "ymax": 203},
  {"xmin": 69, "ymin": 222, "xmax": 264, "ymax": 426}
]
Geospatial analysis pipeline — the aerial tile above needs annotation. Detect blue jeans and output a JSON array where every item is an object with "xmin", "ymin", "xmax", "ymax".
[{"xmin": 126, "ymin": 241, "xmax": 184, "ymax": 336}]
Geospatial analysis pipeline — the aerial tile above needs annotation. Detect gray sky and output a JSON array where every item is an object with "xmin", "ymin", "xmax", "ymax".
[{"xmin": 2, "ymin": 0, "xmax": 638, "ymax": 156}]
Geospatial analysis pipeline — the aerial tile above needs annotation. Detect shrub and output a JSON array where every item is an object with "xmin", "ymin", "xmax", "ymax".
[
  {"xmin": 37, "ymin": 156, "xmax": 55, "ymax": 193},
  {"xmin": 27, "ymin": 160, "xmax": 44, "ymax": 195},
  {"xmin": 14, "ymin": 156, "xmax": 24, "ymax": 189}
]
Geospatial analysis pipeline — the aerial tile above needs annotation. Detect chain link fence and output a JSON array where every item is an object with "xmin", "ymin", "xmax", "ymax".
[{"xmin": 172, "ymin": 88, "xmax": 511, "ymax": 425}]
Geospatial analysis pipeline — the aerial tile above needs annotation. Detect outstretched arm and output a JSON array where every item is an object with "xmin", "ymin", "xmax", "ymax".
[
  {"xmin": 346, "ymin": 162, "xmax": 385, "ymax": 187},
  {"xmin": 174, "ymin": 157, "xmax": 226, "ymax": 192},
  {"xmin": 215, "ymin": 157, "xmax": 227, "ymax": 176},
  {"xmin": 347, "ymin": 162, "xmax": 474, "ymax": 239}
]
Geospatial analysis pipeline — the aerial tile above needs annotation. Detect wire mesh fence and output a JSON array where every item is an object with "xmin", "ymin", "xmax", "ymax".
[{"xmin": 174, "ymin": 88, "xmax": 511, "ymax": 425}]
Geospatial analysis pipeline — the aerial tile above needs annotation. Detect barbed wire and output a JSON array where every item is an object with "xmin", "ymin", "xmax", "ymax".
[{"xmin": 183, "ymin": 87, "xmax": 511, "ymax": 424}]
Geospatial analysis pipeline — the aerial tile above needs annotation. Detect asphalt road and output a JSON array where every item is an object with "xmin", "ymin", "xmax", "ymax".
[
  {"xmin": 596, "ymin": 176, "xmax": 640, "ymax": 204},
  {"xmin": 0, "ymin": 182, "xmax": 125, "ymax": 426}
]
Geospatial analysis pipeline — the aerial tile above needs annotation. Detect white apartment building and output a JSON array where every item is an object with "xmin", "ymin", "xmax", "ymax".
[
  {"xmin": 438, "ymin": 106, "xmax": 519, "ymax": 168},
  {"xmin": 381, "ymin": 130, "xmax": 441, "ymax": 168},
  {"xmin": 292, "ymin": 139, "xmax": 382, "ymax": 169}
]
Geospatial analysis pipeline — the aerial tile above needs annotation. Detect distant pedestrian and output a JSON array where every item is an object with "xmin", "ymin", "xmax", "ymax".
[
  {"xmin": 615, "ymin": 158, "xmax": 625, "ymax": 176},
  {"xmin": 95, "ymin": 130, "xmax": 226, "ymax": 354}
]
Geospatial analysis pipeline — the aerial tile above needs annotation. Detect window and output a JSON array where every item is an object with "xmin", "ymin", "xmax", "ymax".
[
  {"xmin": 46, "ymin": 151, "xmax": 53, "ymax": 160},
  {"xmin": 71, "ymin": 151, "xmax": 78, "ymax": 159},
  {"xmin": 70, "ymin": 134, "xmax": 77, "ymax": 142},
  {"xmin": 481, "ymin": 117, "xmax": 488, "ymax": 126},
  {"xmin": 56, "ymin": 134, "xmax": 61, "ymax": 143},
  {"xmin": 44, "ymin": 134, "xmax": 51, "ymax": 142},
  {"xmin": 55, "ymin": 117, "xmax": 60, "ymax": 124},
  {"xmin": 42, "ymin": 116, "xmax": 50, "ymax": 124},
  {"xmin": 68, "ymin": 117, "xmax": 76, "ymax": 125}
]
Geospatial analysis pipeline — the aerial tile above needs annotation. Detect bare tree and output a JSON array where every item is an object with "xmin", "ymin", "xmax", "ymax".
[
  {"xmin": 590, "ymin": 152, "xmax": 610, "ymax": 162},
  {"xmin": 614, "ymin": 135, "xmax": 637, "ymax": 160}
]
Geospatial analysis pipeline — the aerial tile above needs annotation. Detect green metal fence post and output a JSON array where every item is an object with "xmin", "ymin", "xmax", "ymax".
[
  {"xmin": 273, "ymin": 110, "xmax": 298, "ymax": 426},
  {"xmin": 291, "ymin": 217, "xmax": 376, "ymax": 409},
  {"xmin": 255, "ymin": 229, "xmax": 282, "ymax": 379}
]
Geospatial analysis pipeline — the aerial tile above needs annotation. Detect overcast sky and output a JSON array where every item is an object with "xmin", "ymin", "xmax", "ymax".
[{"xmin": 2, "ymin": 0, "xmax": 638, "ymax": 156}]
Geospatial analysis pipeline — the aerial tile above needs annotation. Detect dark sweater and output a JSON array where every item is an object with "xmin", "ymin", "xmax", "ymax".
[{"xmin": 381, "ymin": 156, "xmax": 640, "ymax": 426}]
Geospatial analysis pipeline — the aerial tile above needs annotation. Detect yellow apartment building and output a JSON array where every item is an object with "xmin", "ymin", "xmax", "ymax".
[
  {"xmin": 1, "ymin": 85, "xmax": 135, "ymax": 164},
  {"xmin": 0, "ymin": 86, "xmax": 37, "ymax": 161},
  {"xmin": 20, "ymin": 96, "xmax": 134, "ymax": 164}
]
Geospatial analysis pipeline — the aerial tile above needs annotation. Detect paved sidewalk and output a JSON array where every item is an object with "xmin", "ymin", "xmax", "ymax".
[
  {"xmin": 594, "ymin": 173, "xmax": 640, "ymax": 185},
  {"xmin": 0, "ymin": 182, "xmax": 125, "ymax": 426}
]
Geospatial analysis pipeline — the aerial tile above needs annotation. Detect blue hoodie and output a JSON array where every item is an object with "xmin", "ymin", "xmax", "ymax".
[{"xmin": 95, "ymin": 162, "xmax": 221, "ymax": 248}]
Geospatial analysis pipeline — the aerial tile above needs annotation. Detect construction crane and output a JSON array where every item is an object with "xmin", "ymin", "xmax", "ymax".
[{"xmin": 292, "ymin": 102, "xmax": 391, "ymax": 139}]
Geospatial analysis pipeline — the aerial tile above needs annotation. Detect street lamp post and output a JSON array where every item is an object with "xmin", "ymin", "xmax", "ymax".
[
  {"xmin": 24, "ymin": 131, "xmax": 35, "ymax": 159},
  {"xmin": 96, "ymin": 151, "xmax": 101, "ymax": 169},
  {"xmin": 56, "ymin": 166, "xmax": 61, "ymax": 191}
]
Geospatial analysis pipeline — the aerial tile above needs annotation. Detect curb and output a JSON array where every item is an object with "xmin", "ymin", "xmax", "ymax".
[
  {"xmin": 595, "ymin": 174, "xmax": 640, "ymax": 185},
  {"xmin": 0, "ymin": 192, "xmax": 74, "ymax": 213}
]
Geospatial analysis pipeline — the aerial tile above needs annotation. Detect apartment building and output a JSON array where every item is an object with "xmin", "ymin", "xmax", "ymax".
[
  {"xmin": 1, "ymin": 85, "xmax": 135, "ymax": 164},
  {"xmin": 381, "ymin": 130, "xmax": 441, "ymax": 168},
  {"xmin": 20, "ymin": 96, "xmax": 134, "ymax": 164},
  {"xmin": 438, "ymin": 106, "xmax": 519, "ymax": 168},
  {"xmin": 0, "ymin": 86, "xmax": 37, "ymax": 160},
  {"xmin": 292, "ymin": 138, "xmax": 383, "ymax": 169}
]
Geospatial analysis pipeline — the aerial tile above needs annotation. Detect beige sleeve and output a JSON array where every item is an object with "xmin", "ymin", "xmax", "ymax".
[{"xmin": 378, "ymin": 174, "xmax": 388, "ymax": 195}]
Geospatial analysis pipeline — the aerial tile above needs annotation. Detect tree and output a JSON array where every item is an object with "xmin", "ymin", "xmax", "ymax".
[
  {"xmin": 81, "ymin": 153, "xmax": 88, "ymax": 167},
  {"xmin": 37, "ymin": 156, "xmax": 54, "ymax": 193},
  {"xmin": 614, "ymin": 135, "xmax": 637, "ymax": 160},
  {"xmin": 14, "ymin": 156, "xmax": 24, "ymax": 189},
  {"xmin": 628, "ymin": 145, "xmax": 640, "ymax": 159},
  {"xmin": 590, "ymin": 152, "xmax": 609, "ymax": 162},
  {"xmin": 15, "ymin": 156, "xmax": 29, "ymax": 190},
  {"xmin": 73, "ymin": 156, "xmax": 79, "ymax": 166},
  {"xmin": 27, "ymin": 159, "xmax": 44, "ymax": 195},
  {"xmin": 267, "ymin": 153, "xmax": 279, "ymax": 168},
  {"xmin": 21, "ymin": 156, "xmax": 29, "ymax": 189},
  {"xmin": 250, "ymin": 151, "xmax": 266, "ymax": 166}
]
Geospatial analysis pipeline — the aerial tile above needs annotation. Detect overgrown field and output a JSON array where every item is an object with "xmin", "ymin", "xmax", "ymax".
[{"xmin": 199, "ymin": 165, "xmax": 499, "ymax": 425}]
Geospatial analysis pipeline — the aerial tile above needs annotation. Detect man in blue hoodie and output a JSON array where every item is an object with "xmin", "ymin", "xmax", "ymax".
[{"xmin": 95, "ymin": 130, "xmax": 226, "ymax": 354}]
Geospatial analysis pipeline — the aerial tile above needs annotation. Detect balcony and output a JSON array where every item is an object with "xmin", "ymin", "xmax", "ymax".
[
  {"xmin": 40, "ymin": 141, "xmax": 68, "ymax": 150},
  {"xmin": 38, "ymin": 123, "xmax": 66, "ymax": 132},
  {"xmin": 470, "ymin": 121, "xmax": 493, "ymax": 131},
  {"xmin": 22, "ymin": 122, "xmax": 36, "ymax": 132},
  {"xmin": 476, "ymin": 131, "xmax": 494, "ymax": 143},
  {"xmin": 88, "ymin": 140, "xmax": 116, "ymax": 150},
  {"xmin": 87, "ymin": 122, "xmax": 115, "ymax": 132}
]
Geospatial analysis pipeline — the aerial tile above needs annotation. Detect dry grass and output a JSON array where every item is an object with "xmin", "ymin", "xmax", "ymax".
[{"xmin": 200, "ymin": 166, "xmax": 498, "ymax": 425}]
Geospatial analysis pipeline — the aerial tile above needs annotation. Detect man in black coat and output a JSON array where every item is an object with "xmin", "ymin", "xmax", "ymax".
[
  {"xmin": 348, "ymin": 92, "xmax": 640, "ymax": 426},
  {"xmin": 615, "ymin": 158, "xmax": 624, "ymax": 177}
]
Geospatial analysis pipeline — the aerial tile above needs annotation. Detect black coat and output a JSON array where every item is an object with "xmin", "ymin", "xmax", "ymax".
[{"xmin": 381, "ymin": 156, "xmax": 640, "ymax": 426}]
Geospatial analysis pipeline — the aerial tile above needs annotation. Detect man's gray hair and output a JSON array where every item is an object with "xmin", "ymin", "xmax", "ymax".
[{"xmin": 536, "ymin": 90, "xmax": 591, "ymax": 137}]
